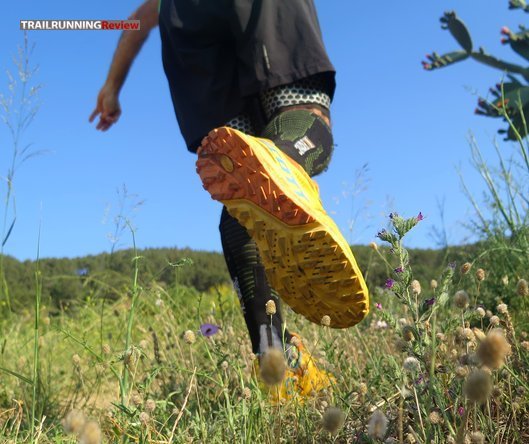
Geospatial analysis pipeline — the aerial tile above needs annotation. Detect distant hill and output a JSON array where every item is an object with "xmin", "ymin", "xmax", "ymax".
[{"xmin": 2, "ymin": 244, "xmax": 478, "ymax": 312}]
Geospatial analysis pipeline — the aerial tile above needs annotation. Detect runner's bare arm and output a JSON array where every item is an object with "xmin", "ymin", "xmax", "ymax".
[{"xmin": 89, "ymin": 0, "xmax": 159, "ymax": 131}]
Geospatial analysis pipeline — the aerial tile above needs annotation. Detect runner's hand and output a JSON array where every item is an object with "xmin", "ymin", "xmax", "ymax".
[{"xmin": 89, "ymin": 84, "xmax": 122, "ymax": 131}]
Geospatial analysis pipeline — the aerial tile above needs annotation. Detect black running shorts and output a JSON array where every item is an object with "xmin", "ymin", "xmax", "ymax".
[{"xmin": 158, "ymin": 0, "xmax": 336, "ymax": 152}]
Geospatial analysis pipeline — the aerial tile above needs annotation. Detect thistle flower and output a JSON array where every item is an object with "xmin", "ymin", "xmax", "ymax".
[
  {"xmin": 183, "ymin": 330, "xmax": 196, "ymax": 344},
  {"xmin": 63, "ymin": 410, "xmax": 86, "ymax": 435},
  {"xmin": 145, "ymin": 399, "xmax": 156, "ymax": 413},
  {"xmin": 476, "ymin": 307, "xmax": 486, "ymax": 318},
  {"xmin": 430, "ymin": 279, "xmax": 438, "ymax": 290},
  {"xmin": 265, "ymin": 299, "xmax": 277, "ymax": 316},
  {"xmin": 517, "ymin": 279, "xmax": 529, "ymax": 297},
  {"xmin": 496, "ymin": 303, "xmax": 508, "ymax": 314},
  {"xmin": 79, "ymin": 420, "xmax": 102, "ymax": 444},
  {"xmin": 470, "ymin": 431, "xmax": 485, "ymax": 444},
  {"xmin": 385, "ymin": 279, "xmax": 395, "ymax": 289},
  {"xmin": 476, "ymin": 268, "xmax": 486, "ymax": 281},
  {"xmin": 321, "ymin": 315, "xmax": 331, "ymax": 327},
  {"xmin": 460, "ymin": 262, "xmax": 472, "ymax": 274},
  {"xmin": 454, "ymin": 290, "xmax": 469, "ymax": 309},
  {"xmin": 322, "ymin": 407, "xmax": 345, "ymax": 435},
  {"xmin": 489, "ymin": 315, "xmax": 500, "ymax": 326},
  {"xmin": 367, "ymin": 410, "xmax": 388, "ymax": 440},
  {"xmin": 477, "ymin": 328, "xmax": 512, "ymax": 369},
  {"xmin": 411, "ymin": 280, "xmax": 421, "ymax": 295},
  {"xmin": 259, "ymin": 348, "xmax": 286, "ymax": 385},
  {"xmin": 403, "ymin": 356, "xmax": 420, "ymax": 372},
  {"xmin": 464, "ymin": 369, "xmax": 492, "ymax": 403}
]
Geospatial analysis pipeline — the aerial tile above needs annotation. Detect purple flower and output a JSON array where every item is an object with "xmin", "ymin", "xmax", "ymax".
[
  {"xmin": 448, "ymin": 261, "xmax": 457, "ymax": 270},
  {"xmin": 394, "ymin": 267, "xmax": 404, "ymax": 273},
  {"xmin": 376, "ymin": 229, "xmax": 387, "ymax": 239},
  {"xmin": 199, "ymin": 323, "xmax": 220, "ymax": 337},
  {"xmin": 375, "ymin": 302, "xmax": 382, "ymax": 310},
  {"xmin": 425, "ymin": 297, "xmax": 435, "ymax": 306},
  {"xmin": 416, "ymin": 212, "xmax": 424, "ymax": 221},
  {"xmin": 389, "ymin": 212, "xmax": 399, "ymax": 219},
  {"xmin": 458, "ymin": 406, "xmax": 465, "ymax": 416},
  {"xmin": 385, "ymin": 279, "xmax": 395, "ymax": 289}
]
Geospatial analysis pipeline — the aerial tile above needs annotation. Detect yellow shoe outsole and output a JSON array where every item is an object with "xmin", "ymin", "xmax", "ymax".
[{"xmin": 196, "ymin": 127, "xmax": 369, "ymax": 328}]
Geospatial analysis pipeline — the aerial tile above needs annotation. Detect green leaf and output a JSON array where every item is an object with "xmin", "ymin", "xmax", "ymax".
[
  {"xmin": 442, "ymin": 11, "xmax": 473, "ymax": 53},
  {"xmin": 0, "ymin": 366, "xmax": 33, "ymax": 385},
  {"xmin": 2, "ymin": 217, "xmax": 16, "ymax": 247}
]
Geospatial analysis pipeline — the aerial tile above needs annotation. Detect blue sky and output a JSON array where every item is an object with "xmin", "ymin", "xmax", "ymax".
[{"xmin": 0, "ymin": 1, "xmax": 524, "ymax": 260}]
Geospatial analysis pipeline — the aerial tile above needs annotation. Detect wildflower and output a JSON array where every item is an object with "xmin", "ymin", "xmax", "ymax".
[
  {"xmin": 259, "ymin": 348, "xmax": 286, "ymax": 385},
  {"xmin": 430, "ymin": 279, "xmax": 438, "ymax": 290},
  {"xmin": 454, "ymin": 290, "xmax": 469, "ymax": 309},
  {"xmin": 403, "ymin": 356, "xmax": 420, "ymax": 372},
  {"xmin": 464, "ymin": 369, "xmax": 492, "ymax": 403},
  {"xmin": 460, "ymin": 328, "xmax": 475, "ymax": 342},
  {"xmin": 139, "ymin": 412, "xmax": 150, "ymax": 426},
  {"xmin": 489, "ymin": 315, "xmax": 500, "ymax": 326},
  {"xmin": 428, "ymin": 410, "xmax": 443, "ymax": 425},
  {"xmin": 411, "ymin": 280, "xmax": 421, "ymax": 295},
  {"xmin": 476, "ymin": 307, "xmax": 486, "ymax": 318},
  {"xmin": 79, "ymin": 420, "xmax": 102, "ymax": 444},
  {"xmin": 416, "ymin": 211, "xmax": 424, "ymax": 221},
  {"xmin": 425, "ymin": 297, "xmax": 435, "ymax": 306},
  {"xmin": 470, "ymin": 431, "xmax": 485, "ymax": 444},
  {"xmin": 145, "ymin": 399, "xmax": 156, "ymax": 413},
  {"xmin": 220, "ymin": 360, "xmax": 229, "ymax": 371},
  {"xmin": 405, "ymin": 433, "xmax": 417, "ymax": 443},
  {"xmin": 476, "ymin": 268, "xmax": 486, "ymax": 281},
  {"xmin": 398, "ymin": 318, "xmax": 408, "ymax": 327},
  {"xmin": 394, "ymin": 267, "xmax": 404, "ymax": 273},
  {"xmin": 521, "ymin": 341, "xmax": 529, "ymax": 351},
  {"xmin": 183, "ymin": 330, "xmax": 196, "ymax": 344},
  {"xmin": 436, "ymin": 332, "xmax": 446, "ymax": 342},
  {"xmin": 322, "ymin": 406, "xmax": 345, "ymax": 435},
  {"xmin": 369, "ymin": 241, "xmax": 378, "ymax": 251},
  {"xmin": 375, "ymin": 320, "xmax": 388, "ymax": 329},
  {"xmin": 402, "ymin": 325, "xmax": 415, "ymax": 342},
  {"xmin": 63, "ymin": 410, "xmax": 86, "ymax": 434},
  {"xmin": 321, "ymin": 315, "xmax": 331, "ymax": 327},
  {"xmin": 385, "ymin": 279, "xmax": 395, "ymax": 289},
  {"xmin": 265, "ymin": 299, "xmax": 276, "ymax": 316},
  {"xmin": 102, "ymin": 344, "xmax": 111, "ymax": 355},
  {"xmin": 200, "ymin": 323, "xmax": 220, "ymax": 337},
  {"xmin": 497, "ymin": 303, "xmax": 508, "ymax": 314},
  {"xmin": 367, "ymin": 410, "xmax": 388, "ymax": 440},
  {"xmin": 455, "ymin": 366, "xmax": 469, "ymax": 378},
  {"xmin": 72, "ymin": 354, "xmax": 81, "ymax": 367},
  {"xmin": 491, "ymin": 386, "xmax": 502, "ymax": 398},
  {"xmin": 460, "ymin": 262, "xmax": 472, "ymax": 274},
  {"xmin": 517, "ymin": 279, "xmax": 529, "ymax": 297},
  {"xmin": 477, "ymin": 329, "xmax": 511, "ymax": 369},
  {"xmin": 457, "ymin": 406, "xmax": 465, "ymax": 416},
  {"xmin": 375, "ymin": 302, "xmax": 382, "ymax": 310},
  {"xmin": 242, "ymin": 387, "xmax": 251, "ymax": 400},
  {"xmin": 155, "ymin": 298, "xmax": 164, "ymax": 307}
]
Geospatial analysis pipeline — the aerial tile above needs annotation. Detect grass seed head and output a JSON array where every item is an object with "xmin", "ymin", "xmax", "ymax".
[
  {"xmin": 516, "ymin": 279, "xmax": 529, "ymax": 297},
  {"xmin": 322, "ymin": 406, "xmax": 345, "ymax": 435},
  {"xmin": 454, "ymin": 290, "xmax": 469, "ymax": 309},
  {"xmin": 102, "ymin": 344, "xmax": 111, "ymax": 355},
  {"xmin": 183, "ymin": 330, "xmax": 196, "ymax": 344},
  {"xmin": 477, "ymin": 328, "xmax": 511, "ymax": 369},
  {"xmin": 79, "ymin": 420, "xmax": 102, "ymax": 444},
  {"xmin": 367, "ymin": 409, "xmax": 388, "ymax": 440},
  {"xmin": 265, "ymin": 299, "xmax": 276, "ymax": 315},
  {"xmin": 464, "ymin": 369, "xmax": 492, "ymax": 403},
  {"xmin": 259, "ymin": 348, "xmax": 286, "ymax": 385},
  {"xmin": 369, "ymin": 241, "xmax": 378, "ymax": 251},
  {"xmin": 63, "ymin": 410, "xmax": 86, "ymax": 435}
]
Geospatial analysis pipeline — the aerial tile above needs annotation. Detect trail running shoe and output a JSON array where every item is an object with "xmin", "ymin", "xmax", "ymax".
[
  {"xmin": 256, "ymin": 333, "xmax": 334, "ymax": 403},
  {"xmin": 196, "ymin": 127, "xmax": 369, "ymax": 328}
]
